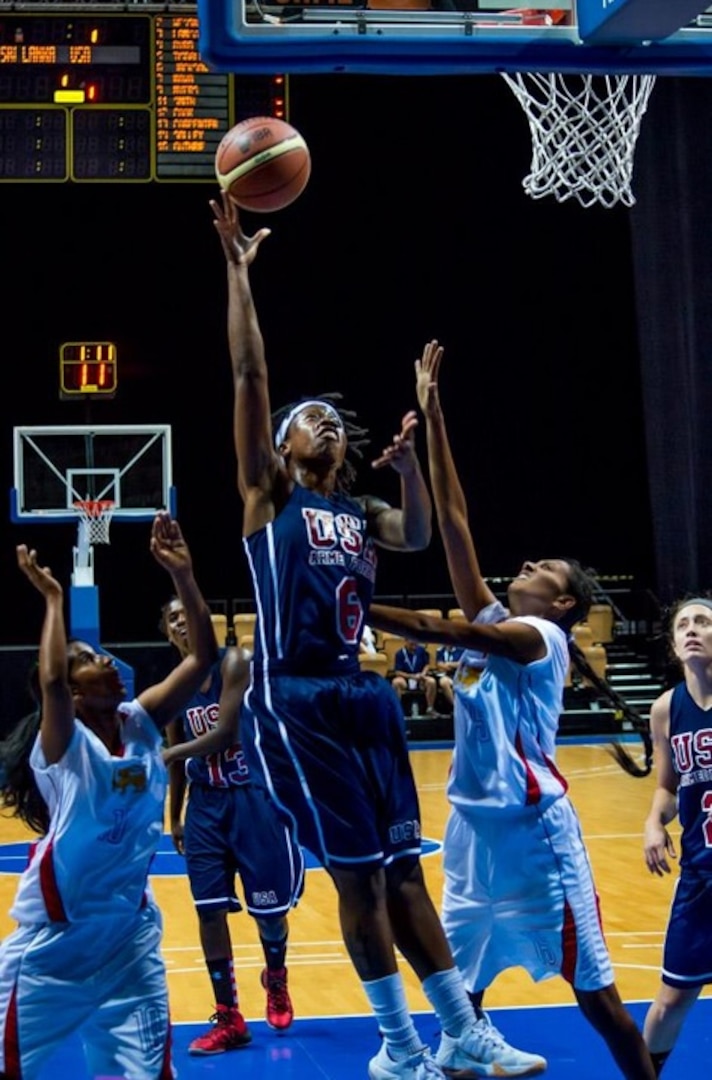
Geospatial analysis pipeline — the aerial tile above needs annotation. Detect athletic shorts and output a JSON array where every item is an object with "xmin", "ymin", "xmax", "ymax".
[
  {"xmin": 184, "ymin": 782, "xmax": 305, "ymax": 918},
  {"xmin": 243, "ymin": 669, "xmax": 422, "ymax": 870},
  {"xmin": 0, "ymin": 903, "xmax": 174, "ymax": 1080},
  {"xmin": 442, "ymin": 796, "xmax": 614, "ymax": 992},
  {"xmin": 662, "ymin": 869, "xmax": 712, "ymax": 988}
]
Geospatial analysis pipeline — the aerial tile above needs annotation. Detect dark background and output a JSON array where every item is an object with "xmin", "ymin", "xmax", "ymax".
[{"xmin": 0, "ymin": 71, "xmax": 660, "ymax": 648}]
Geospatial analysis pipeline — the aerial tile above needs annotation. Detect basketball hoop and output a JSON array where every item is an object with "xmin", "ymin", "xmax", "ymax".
[
  {"xmin": 73, "ymin": 500, "xmax": 115, "ymax": 546},
  {"xmin": 501, "ymin": 71, "xmax": 657, "ymax": 209}
]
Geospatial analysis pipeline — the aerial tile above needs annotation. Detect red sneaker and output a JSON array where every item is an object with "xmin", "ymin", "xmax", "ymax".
[
  {"xmin": 188, "ymin": 1004, "xmax": 252, "ymax": 1055},
  {"xmin": 261, "ymin": 966, "xmax": 294, "ymax": 1031}
]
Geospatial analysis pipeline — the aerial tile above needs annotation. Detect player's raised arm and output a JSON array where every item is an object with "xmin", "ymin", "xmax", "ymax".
[
  {"xmin": 15, "ymin": 545, "xmax": 75, "ymax": 765},
  {"xmin": 138, "ymin": 513, "xmax": 217, "ymax": 727},
  {"xmin": 416, "ymin": 339, "xmax": 496, "ymax": 620},
  {"xmin": 210, "ymin": 191, "xmax": 280, "ymax": 526},
  {"xmin": 369, "ymin": 409, "xmax": 432, "ymax": 551}
]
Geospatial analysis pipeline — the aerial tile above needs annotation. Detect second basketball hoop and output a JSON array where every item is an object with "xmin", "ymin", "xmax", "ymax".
[{"xmin": 74, "ymin": 499, "xmax": 115, "ymax": 546}]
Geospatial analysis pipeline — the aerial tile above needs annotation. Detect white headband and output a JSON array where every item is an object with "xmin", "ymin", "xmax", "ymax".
[
  {"xmin": 274, "ymin": 400, "xmax": 342, "ymax": 450},
  {"xmin": 677, "ymin": 597, "xmax": 712, "ymax": 614}
]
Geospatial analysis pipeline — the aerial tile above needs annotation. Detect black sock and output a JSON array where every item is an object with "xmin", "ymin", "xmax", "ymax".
[
  {"xmin": 466, "ymin": 991, "xmax": 485, "ymax": 1021},
  {"xmin": 650, "ymin": 1050, "xmax": 671, "ymax": 1077},
  {"xmin": 207, "ymin": 957, "xmax": 236, "ymax": 1008},
  {"xmin": 261, "ymin": 934, "xmax": 288, "ymax": 971}
]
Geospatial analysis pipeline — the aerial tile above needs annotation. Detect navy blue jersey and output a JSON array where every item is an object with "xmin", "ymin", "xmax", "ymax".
[
  {"xmin": 669, "ymin": 682, "xmax": 712, "ymax": 872},
  {"xmin": 243, "ymin": 484, "xmax": 378, "ymax": 674},
  {"xmin": 394, "ymin": 645, "xmax": 431, "ymax": 674},
  {"xmin": 436, "ymin": 645, "xmax": 465, "ymax": 666},
  {"xmin": 178, "ymin": 656, "xmax": 250, "ymax": 789}
]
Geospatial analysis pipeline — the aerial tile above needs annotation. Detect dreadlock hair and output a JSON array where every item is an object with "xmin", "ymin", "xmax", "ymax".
[
  {"xmin": 0, "ymin": 662, "xmax": 49, "ymax": 835},
  {"xmin": 271, "ymin": 392, "xmax": 370, "ymax": 494}
]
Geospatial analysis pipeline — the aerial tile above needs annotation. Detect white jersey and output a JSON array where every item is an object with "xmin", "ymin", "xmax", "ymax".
[
  {"xmin": 442, "ymin": 602, "xmax": 613, "ymax": 992},
  {"xmin": 448, "ymin": 600, "xmax": 570, "ymax": 818},
  {"xmin": 11, "ymin": 699, "xmax": 167, "ymax": 925}
]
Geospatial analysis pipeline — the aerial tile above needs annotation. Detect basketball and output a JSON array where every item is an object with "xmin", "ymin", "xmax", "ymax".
[{"xmin": 215, "ymin": 116, "xmax": 311, "ymax": 213}]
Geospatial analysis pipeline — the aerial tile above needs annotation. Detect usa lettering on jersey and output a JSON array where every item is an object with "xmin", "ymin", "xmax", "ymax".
[
  {"xmin": 672, "ymin": 728, "xmax": 712, "ymax": 788},
  {"xmin": 303, "ymin": 507, "xmax": 377, "ymax": 583}
]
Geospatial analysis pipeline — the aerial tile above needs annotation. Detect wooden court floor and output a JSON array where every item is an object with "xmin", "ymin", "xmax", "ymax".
[{"xmin": 1, "ymin": 740, "xmax": 710, "ymax": 1078}]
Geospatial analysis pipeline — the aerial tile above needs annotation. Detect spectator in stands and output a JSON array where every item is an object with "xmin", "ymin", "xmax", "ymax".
[
  {"xmin": 433, "ymin": 644, "xmax": 464, "ymax": 711},
  {"xmin": 390, "ymin": 639, "xmax": 438, "ymax": 716},
  {"xmin": 641, "ymin": 596, "xmax": 712, "ymax": 1076},
  {"xmin": 369, "ymin": 340, "xmax": 657, "ymax": 1080}
]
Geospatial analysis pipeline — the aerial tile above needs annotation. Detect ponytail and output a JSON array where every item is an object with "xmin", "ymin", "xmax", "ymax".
[
  {"xmin": 0, "ymin": 709, "xmax": 49, "ymax": 835},
  {"xmin": 568, "ymin": 639, "xmax": 653, "ymax": 778}
]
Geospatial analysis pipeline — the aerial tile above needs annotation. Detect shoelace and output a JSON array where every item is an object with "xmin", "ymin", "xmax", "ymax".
[
  {"xmin": 421, "ymin": 1051, "xmax": 446, "ymax": 1076},
  {"xmin": 208, "ymin": 1008, "xmax": 236, "ymax": 1027},
  {"xmin": 472, "ymin": 1020, "xmax": 509, "ymax": 1051},
  {"xmin": 267, "ymin": 976, "xmax": 290, "ymax": 1010}
]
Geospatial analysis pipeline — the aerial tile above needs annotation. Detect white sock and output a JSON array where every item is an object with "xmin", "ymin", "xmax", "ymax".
[
  {"xmin": 363, "ymin": 973, "xmax": 423, "ymax": 1060},
  {"xmin": 422, "ymin": 967, "xmax": 474, "ymax": 1038}
]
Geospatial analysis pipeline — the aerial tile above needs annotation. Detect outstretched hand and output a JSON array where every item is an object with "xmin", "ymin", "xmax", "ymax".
[
  {"xmin": 149, "ymin": 512, "xmax": 192, "ymax": 577},
  {"xmin": 210, "ymin": 190, "xmax": 271, "ymax": 267},
  {"xmin": 415, "ymin": 338, "xmax": 444, "ymax": 416},
  {"xmin": 371, "ymin": 410, "xmax": 419, "ymax": 473},
  {"xmin": 16, "ymin": 545, "xmax": 63, "ymax": 601}
]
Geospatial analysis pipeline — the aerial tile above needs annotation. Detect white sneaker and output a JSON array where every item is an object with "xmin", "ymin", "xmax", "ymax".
[
  {"xmin": 435, "ymin": 1013, "xmax": 547, "ymax": 1077},
  {"xmin": 369, "ymin": 1041, "xmax": 447, "ymax": 1079}
]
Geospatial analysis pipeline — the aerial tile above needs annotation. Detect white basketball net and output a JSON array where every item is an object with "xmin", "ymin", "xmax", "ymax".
[
  {"xmin": 501, "ymin": 72, "xmax": 657, "ymax": 209},
  {"xmin": 74, "ymin": 500, "xmax": 114, "ymax": 546}
]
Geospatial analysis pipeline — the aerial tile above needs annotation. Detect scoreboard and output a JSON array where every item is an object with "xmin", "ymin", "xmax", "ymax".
[{"xmin": 0, "ymin": 12, "xmax": 286, "ymax": 181}]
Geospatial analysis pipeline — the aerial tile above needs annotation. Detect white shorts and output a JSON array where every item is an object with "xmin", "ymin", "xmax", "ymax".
[
  {"xmin": 442, "ymin": 796, "xmax": 614, "ymax": 993},
  {"xmin": 0, "ymin": 904, "xmax": 175, "ymax": 1080}
]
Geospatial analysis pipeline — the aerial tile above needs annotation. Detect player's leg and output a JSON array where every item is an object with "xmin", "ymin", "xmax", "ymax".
[
  {"xmin": 643, "ymin": 983, "xmax": 700, "ymax": 1075},
  {"xmin": 349, "ymin": 676, "xmax": 493, "ymax": 1079},
  {"xmin": 423, "ymin": 675, "xmax": 438, "ymax": 714},
  {"xmin": 433, "ymin": 810, "xmax": 547, "ymax": 1078},
  {"xmin": 576, "ymin": 986, "xmax": 656, "ymax": 1079},
  {"xmin": 0, "ymin": 925, "xmax": 95, "ymax": 1080},
  {"xmin": 641, "ymin": 870, "xmax": 711, "ymax": 1075},
  {"xmin": 330, "ymin": 861, "xmax": 446, "ymax": 1079},
  {"xmin": 544, "ymin": 798, "xmax": 655, "ymax": 1079},
  {"xmin": 82, "ymin": 906, "xmax": 175, "ymax": 1080},
  {"xmin": 183, "ymin": 785, "xmax": 251, "ymax": 1056},
  {"xmin": 237, "ymin": 783, "xmax": 305, "ymax": 1032}
]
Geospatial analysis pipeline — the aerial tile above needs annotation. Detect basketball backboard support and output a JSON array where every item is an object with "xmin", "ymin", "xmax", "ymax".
[
  {"xmin": 11, "ymin": 426, "xmax": 176, "ymax": 687},
  {"xmin": 195, "ymin": 0, "xmax": 712, "ymax": 75}
]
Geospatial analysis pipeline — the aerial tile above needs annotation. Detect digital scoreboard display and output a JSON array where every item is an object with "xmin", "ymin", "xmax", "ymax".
[
  {"xmin": 0, "ymin": 14, "xmax": 286, "ymax": 181},
  {"xmin": 59, "ymin": 342, "xmax": 118, "ymax": 400}
]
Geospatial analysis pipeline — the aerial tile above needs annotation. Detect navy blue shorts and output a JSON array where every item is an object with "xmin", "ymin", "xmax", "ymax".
[
  {"xmin": 662, "ymin": 869, "xmax": 712, "ymax": 988},
  {"xmin": 183, "ymin": 783, "xmax": 304, "ymax": 919},
  {"xmin": 243, "ymin": 669, "xmax": 422, "ymax": 871}
]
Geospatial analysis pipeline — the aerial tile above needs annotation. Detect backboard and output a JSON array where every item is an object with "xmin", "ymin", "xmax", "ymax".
[
  {"xmin": 196, "ymin": 0, "xmax": 712, "ymax": 75},
  {"xmin": 11, "ymin": 424, "xmax": 176, "ymax": 524}
]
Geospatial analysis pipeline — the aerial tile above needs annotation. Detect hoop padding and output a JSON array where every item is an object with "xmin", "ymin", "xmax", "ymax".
[
  {"xmin": 74, "ymin": 500, "xmax": 114, "ymax": 545},
  {"xmin": 501, "ymin": 72, "xmax": 657, "ymax": 209}
]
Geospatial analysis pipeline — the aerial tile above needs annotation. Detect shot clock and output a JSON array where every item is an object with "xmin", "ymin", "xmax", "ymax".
[{"xmin": 59, "ymin": 342, "xmax": 117, "ymax": 401}]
